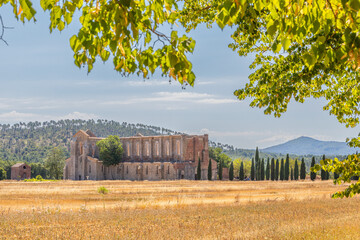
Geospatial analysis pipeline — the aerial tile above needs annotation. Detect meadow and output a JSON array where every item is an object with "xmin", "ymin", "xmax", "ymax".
[{"xmin": 1, "ymin": 180, "xmax": 360, "ymax": 239}]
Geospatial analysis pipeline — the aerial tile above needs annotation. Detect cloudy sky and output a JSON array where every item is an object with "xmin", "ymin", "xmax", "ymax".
[{"xmin": 0, "ymin": 4, "xmax": 358, "ymax": 149}]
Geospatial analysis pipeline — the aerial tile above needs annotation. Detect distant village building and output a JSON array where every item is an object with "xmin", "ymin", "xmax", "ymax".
[
  {"xmin": 11, "ymin": 163, "xmax": 31, "ymax": 180},
  {"xmin": 64, "ymin": 130, "xmax": 217, "ymax": 180}
]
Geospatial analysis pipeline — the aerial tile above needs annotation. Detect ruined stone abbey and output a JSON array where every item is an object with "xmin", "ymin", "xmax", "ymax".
[{"xmin": 63, "ymin": 130, "xmax": 217, "ymax": 180}]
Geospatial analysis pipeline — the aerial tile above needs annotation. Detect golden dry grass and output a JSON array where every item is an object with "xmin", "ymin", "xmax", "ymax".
[{"xmin": 0, "ymin": 180, "xmax": 360, "ymax": 239}]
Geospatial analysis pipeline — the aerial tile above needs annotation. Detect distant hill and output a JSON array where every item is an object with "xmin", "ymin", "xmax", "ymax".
[{"xmin": 262, "ymin": 136, "xmax": 357, "ymax": 155}]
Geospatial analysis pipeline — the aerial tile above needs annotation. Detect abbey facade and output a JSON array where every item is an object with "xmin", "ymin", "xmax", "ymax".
[{"xmin": 63, "ymin": 130, "xmax": 217, "ymax": 180}]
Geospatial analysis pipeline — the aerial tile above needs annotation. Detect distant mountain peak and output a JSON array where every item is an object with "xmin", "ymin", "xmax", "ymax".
[{"xmin": 262, "ymin": 136, "xmax": 356, "ymax": 156}]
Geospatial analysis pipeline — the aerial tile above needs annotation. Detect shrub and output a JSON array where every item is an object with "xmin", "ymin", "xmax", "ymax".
[
  {"xmin": 36, "ymin": 175, "xmax": 44, "ymax": 181},
  {"xmin": 98, "ymin": 186, "xmax": 109, "ymax": 194}
]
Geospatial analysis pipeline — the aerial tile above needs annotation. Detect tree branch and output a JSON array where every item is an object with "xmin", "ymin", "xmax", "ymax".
[{"xmin": 0, "ymin": 15, "xmax": 14, "ymax": 46}]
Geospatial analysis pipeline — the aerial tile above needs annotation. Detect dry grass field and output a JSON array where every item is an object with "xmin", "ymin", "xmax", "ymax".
[{"xmin": 1, "ymin": 180, "xmax": 360, "ymax": 239}]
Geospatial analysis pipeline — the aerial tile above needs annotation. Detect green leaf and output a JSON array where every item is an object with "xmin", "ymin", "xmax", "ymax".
[
  {"xmin": 303, "ymin": 53, "xmax": 315, "ymax": 67},
  {"xmin": 100, "ymin": 50, "xmax": 110, "ymax": 61},
  {"xmin": 350, "ymin": 0, "xmax": 360, "ymax": 10},
  {"xmin": 282, "ymin": 39, "xmax": 291, "ymax": 51}
]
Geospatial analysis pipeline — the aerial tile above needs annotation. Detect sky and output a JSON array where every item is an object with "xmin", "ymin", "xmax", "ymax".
[{"xmin": 0, "ymin": 4, "xmax": 359, "ymax": 149}]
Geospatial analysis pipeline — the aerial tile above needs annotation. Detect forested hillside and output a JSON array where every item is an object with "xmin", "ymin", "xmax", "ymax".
[
  {"xmin": 0, "ymin": 119, "xmax": 347, "ymax": 179},
  {"xmin": 0, "ymin": 119, "xmax": 182, "ymax": 164}
]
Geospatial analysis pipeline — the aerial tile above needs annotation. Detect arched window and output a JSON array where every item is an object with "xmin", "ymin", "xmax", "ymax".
[
  {"xmin": 145, "ymin": 142, "xmax": 150, "ymax": 156},
  {"xmin": 165, "ymin": 141, "xmax": 170, "ymax": 156},
  {"xmin": 89, "ymin": 165, "xmax": 91, "ymax": 173},
  {"xmin": 127, "ymin": 143, "xmax": 131, "ymax": 156},
  {"xmin": 155, "ymin": 141, "xmax": 160, "ymax": 156},
  {"xmin": 79, "ymin": 142, "xmax": 83, "ymax": 155},
  {"xmin": 167, "ymin": 165, "xmax": 170, "ymax": 174},
  {"xmin": 136, "ymin": 142, "xmax": 140, "ymax": 156},
  {"xmin": 126, "ymin": 166, "xmax": 129, "ymax": 174},
  {"xmin": 176, "ymin": 140, "xmax": 180, "ymax": 155},
  {"xmin": 146, "ymin": 166, "xmax": 148, "ymax": 175}
]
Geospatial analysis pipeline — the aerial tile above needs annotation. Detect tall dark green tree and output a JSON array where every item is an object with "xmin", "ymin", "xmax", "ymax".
[
  {"xmin": 239, "ymin": 161, "xmax": 244, "ymax": 181},
  {"xmin": 218, "ymin": 160, "xmax": 223, "ymax": 180},
  {"xmin": 291, "ymin": 168, "xmax": 294, "ymax": 180},
  {"xmin": 280, "ymin": 158, "xmax": 284, "ymax": 181},
  {"xmin": 0, "ymin": 167, "xmax": 6, "ymax": 180},
  {"xmin": 310, "ymin": 157, "xmax": 316, "ymax": 181},
  {"xmin": 271, "ymin": 158, "xmax": 275, "ymax": 181},
  {"xmin": 260, "ymin": 158, "xmax": 265, "ymax": 180},
  {"xmin": 208, "ymin": 158, "xmax": 212, "ymax": 181},
  {"xmin": 300, "ymin": 158, "xmax": 306, "ymax": 180},
  {"xmin": 266, "ymin": 158, "xmax": 270, "ymax": 180},
  {"xmin": 294, "ymin": 159, "xmax": 299, "ymax": 181},
  {"xmin": 275, "ymin": 159, "xmax": 279, "ymax": 181},
  {"xmin": 229, "ymin": 161, "xmax": 234, "ymax": 181},
  {"xmin": 334, "ymin": 171, "xmax": 339, "ymax": 180},
  {"xmin": 197, "ymin": 157, "xmax": 201, "ymax": 180},
  {"xmin": 255, "ymin": 147, "xmax": 260, "ymax": 180},
  {"xmin": 251, "ymin": 158, "xmax": 255, "ymax": 181},
  {"xmin": 321, "ymin": 155, "xmax": 326, "ymax": 180},
  {"xmin": 322, "ymin": 155, "xmax": 330, "ymax": 180},
  {"xmin": 285, "ymin": 154, "xmax": 290, "ymax": 181}
]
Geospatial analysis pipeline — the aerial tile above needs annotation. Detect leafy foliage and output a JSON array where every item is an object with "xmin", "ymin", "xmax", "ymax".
[
  {"xmin": 96, "ymin": 135, "xmax": 124, "ymax": 166},
  {"xmin": 97, "ymin": 186, "xmax": 109, "ymax": 195},
  {"xmin": 45, "ymin": 147, "xmax": 66, "ymax": 179},
  {"xmin": 0, "ymin": 167, "xmax": 6, "ymax": 180}
]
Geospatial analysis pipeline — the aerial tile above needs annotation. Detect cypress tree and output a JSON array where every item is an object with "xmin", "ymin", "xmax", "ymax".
[
  {"xmin": 239, "ymin": 161, "xmax": 244, "ymax": 180},
  {"xmin": 291, "ymin": 168, "xmax": 294, "ymax": 180},
  {"xmin": 266, "ymin": 158, "xmax": 270, "ymax": 180},
  {"xmin": 294, "ymin": 159, "xmax": 299, "ymax": 180},
  {"xmin": 323, "ymin": 155, "xmax": 330, "ymax": 180},
  {"xmin": 280, "ymin": 158, "xmax": 284, "ymax": 181},
  {"xmin": 218, "ymin": 160, "xmax": 223, "ymax": 180},
  {"xmin": 251, "ymin": 158, "xmax": 255, "ymax": 181},
  {"xmin": 255, "ymin": 147, "xmax": 260, "ymax": 180},
  {"xmin": 285, "ymin": 154, "xmax": 290, "ymax": 180},
  {"xmin": 271, "ymin": 158, "xmax": 275, "ymax": 181},
  {"xmin": 334, "ymin": 171, "xmax": 339, "ymax": 180},
  {"xmin": 321, "ymin": 154, "xmax": 326, "ymax": 180},
  {"xmin": 300, "ymin": 158, "xmax": 306, "ymax": 180},
  {"xmin": 275, "ymin": 159, "xmax": 279, "ymax": 181},
  {"xmin": 208, "ymin": 158, "xmax": 212, "ymax": 181},
  {"xmin": 229, "ymin": 161, "xmax": 234, "ymax": 181},
  {"xmin": 310, "ymin": 156, "xmax": 316, "ymax": 181},
  {"xmin": 197, "ymin": 157, "xmax": 201, "ymax": 180},
  {"xmin": 261, "ymin": 158, "xmax": 265, "ymax": 180}
]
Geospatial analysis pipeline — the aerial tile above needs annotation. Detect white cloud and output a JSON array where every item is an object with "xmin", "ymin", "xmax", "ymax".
[
  {"xmin": 0, "ymin": 111, "xmax": 99, "ymax": 123},
  {"xmin": 0, "ymin": 111, "xmax": 41, "ymax": 122},
  {"xmin": 101, "ymin": 91, "xmax": 237, "ymax": 106},
  {"xmin": 59, "ymin": 112, "xmax": 99, "ymax": 120}
]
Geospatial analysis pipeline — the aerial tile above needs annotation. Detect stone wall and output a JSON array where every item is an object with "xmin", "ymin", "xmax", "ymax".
[
  {"xmin": 64, "ymin": 130, "xmax": 211, "ymax": 181},
  {"xmin": 11, "ymin": 163, "xmax": 31, "ymax": 180}
]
